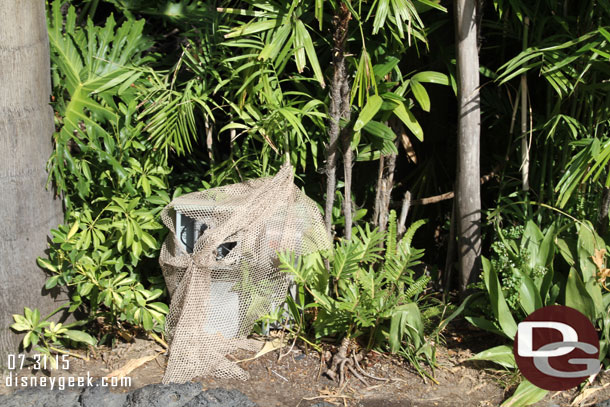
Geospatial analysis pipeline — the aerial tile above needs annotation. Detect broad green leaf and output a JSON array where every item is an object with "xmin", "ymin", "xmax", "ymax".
[
  {"xmin": 523, "ymin": 220, "xmax": 543, "ymax": 270},
  {"xmin": 410, "ymin": 79, "xmax": 430, "ymax": 112},
  {"xmin": 577, "ymin": 223, "xmax": 603, "ymax": 282},
  {"xmin": 393, "ymin": 102, "xmax": 424, "ymax": 141},
  {"xmin": 390, "ymin": 303, "xmax": 424, "ymax": 352},
  {"xmin": 374, "ymin": 56, "xmax": 400, "ymax": 79},
  {"xmin": 67, "ymin": 221, "xmax": 80, "ymax": 240},
  {"xmin": 63, "ymin": 330, "xmax": 97, "ymax": 346},
  {"xmin": 565, "ymin": 268, "xmax": 596, "ymax": 321},
  {"xmin": 501, "ymin": 379, "xmax": 547, "ymax": 407},
  {"xmin": 555, "ymin": 237, "xmax": 575, "ymax": 266},
  {"xmin": 470, "ymin": 345, "xmax": 516, "ymax": 369},
  {"xmin": 354, "ymin": 95, "xmax": 383, "ymax": 131},
  {"xmin": 516, "ymin": 271, "xmax": 542, "ymax": 315},
  {"xmin": 225, "ymin": 19, "xmax": 278, "ymax": 38},
  {"xmin": 483, "ymin": 257, "xmax": 518, "ymax": 339},
  {"xmin": 45, "ymin": 275, "xmax": 60, "ymax": 290},
  {"xmin": 142, "ymin": 309, "xmax": 153, "ymax": 330},
  {"xmin": 411, "ymin": 71, "xmax": 449, "ymax": 85},
  {"xmin": 362, "ymin": 120, "xmax": 396, "ymax": 141},
  {"xmin": 585, "ymin": 277, "xmax": 604, "ymax": 319},
  {"xmin": 295, "ymin": 20, "xmax": 325, "ymax": 88},
  {"xmin": 538, "ymin": 224, "xmax": 556, "ymax": 268},
  {"xmin": 37, "ymin": 258, "xmax": 57, "ymax": 272}
]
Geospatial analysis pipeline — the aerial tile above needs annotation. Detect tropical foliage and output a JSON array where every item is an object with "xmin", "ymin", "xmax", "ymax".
[{"xmin": 9, "ymin": 0, "xmax": 610, "ymax": 404}]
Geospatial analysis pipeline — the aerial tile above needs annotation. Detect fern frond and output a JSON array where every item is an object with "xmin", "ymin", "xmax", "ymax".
[
  {"xmin": 402, "ymin": 219, "xmax": 427, "ymax": 247},
  {"xmin": 386, "ymin": 210, "xmax": 398, "ymax": 257},
  {"xmin": 405, "ymin": 274, "xmax": 431, "ymax": 299},
  {"xmin": 332, "ymin": 241, "xmax": 361, "ymax": 280},
  {"xmin": 354, "ymin": 223, "xmax": 385, "ymax": 263}
]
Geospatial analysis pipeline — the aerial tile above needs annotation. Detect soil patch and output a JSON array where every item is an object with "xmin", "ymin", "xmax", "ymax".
[{"xmin": 1, "ymin": 321, "xmax": 609, "ymax": 406}]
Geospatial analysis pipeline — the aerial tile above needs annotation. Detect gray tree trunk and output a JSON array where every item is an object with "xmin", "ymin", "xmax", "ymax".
[
  {"xmin": 454, "ymin": 0, "xmax": 482, "ymax": 292},
  {"xmin": 324, "ymin": 3, "xmax": 351, "ymax": 239},
  {"xmin": 0, "ymin": 0, "xmax": 64, "ymax": 360}
]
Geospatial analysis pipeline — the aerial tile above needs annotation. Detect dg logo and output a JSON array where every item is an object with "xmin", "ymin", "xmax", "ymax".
[{"xmin": 514, "ymin": 305, "xmax": 601, "ymax": 391}]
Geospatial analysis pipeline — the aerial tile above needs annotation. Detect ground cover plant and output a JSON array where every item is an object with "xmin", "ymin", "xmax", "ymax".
[{"xmin": 5, "ymin": 0, "xmax": 610, "ymax": 405}]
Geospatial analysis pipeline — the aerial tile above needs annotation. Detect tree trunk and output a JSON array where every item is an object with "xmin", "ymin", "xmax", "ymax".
[
  {"xmin": 340, "ymin": 62, "xmax": 353, "ymax": 240},
  {"xmin": 324, "ymin": 3, "xmax": 351, "ymax": 239},
  {"xmin": 0, "ymin": 0, "xmax": 64, "ymax": 360},
  {"xmin": 454, "ymin": 0, "xmax": 482, "ymax": 292},
  {"xmin": 520, "ymin": 17, "xmax": 530, "ymax": 192}
]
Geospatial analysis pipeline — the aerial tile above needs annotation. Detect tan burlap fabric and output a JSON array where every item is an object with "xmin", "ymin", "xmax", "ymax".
[{"xmin": 159, "ymin": 164, "xmax": 330, "ymax": 383}]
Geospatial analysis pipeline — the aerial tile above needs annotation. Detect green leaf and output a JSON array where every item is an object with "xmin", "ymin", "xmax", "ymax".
[
  {"xmin": 565, "ymin": 268, "xmax": 596, "ymax": 321},
  {"xmin": 555, "ymin": 237, "xmax": 575, "ymax": 266},
  {"xmin": 67, "ymin": 221, "xmax": 80, "ymax": 240},
  {"xmin": 354, "ymin": 95, "xmax": 383, "ymax": 131},
  {"xmin": 516, "ymin": 271, "xmax": 542, "ymax": 315},
  {"xmin": 410, "ymin": 79, "xmax": 430, "ymax": 112},
  {"xmin": 411, "ymin": 71, "xmax": 449, "ymax": 85},
  {"xmin": 37, "ymin": 258, "xmax": 57, "ymax": 272},
  {"xmin": 482, "ymin": 257, "xmax": 518, "ymax": 339},
  {"xmin": 577, "ymin": 223, "xmax": 603, "ymax": 282},
  {"xmin": 362, "ymin": 120, "xmax": 396, "ymax": 141},
  {"xmin": 79, "ymin": 282, "xmax": 94, "ymax": 297},
  {"xmin": 63, "ymin": 330, "xmax": 97, "ymax": 346},
  {"xmin": 45, "ymin": 275, "xmax": 60, "ymax": 290},
  {"xmin": 295, "ymin": 20, "xmax": 325, "ymax": 88},
  {"xmin": 148, "ymin": 302, "xmax": 169, "ymax": 314},
  {"xmin": 225, "ymin": 19, "xmax": 278, "ymax": 38},
  {"xmin": 142, "ymin": 309, "xmax": 153, "ymax": 331},
  {"xmin": 393, "ymin": 102, "xmax": 424, "ymax": 141},
  {"xmin": 470, "ymin": 345, "xmax": 516, "ymax": 369},
  {"xmin": 23, "ymin": 332, "xmax": 32, "ymax": 349},
  {"xmin": 390, "ymin": 303, "xmax": 424, "ymax": 352},
  {"xmin": 373, "ymin": 56, "xmax": 400, "ymax": 79},
  {"xmin": 501, "ymin": 379, "xmax": 548, "ymax": 407}
]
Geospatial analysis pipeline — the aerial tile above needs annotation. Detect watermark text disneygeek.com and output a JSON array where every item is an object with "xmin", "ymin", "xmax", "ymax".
[{"xmin": 4, "ymin": 354, "xmax": 131, "ymax": 390}]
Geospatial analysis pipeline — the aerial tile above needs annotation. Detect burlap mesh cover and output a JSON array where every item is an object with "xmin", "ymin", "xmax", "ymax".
[{"xmin": 159, "ymin": 164, "xmax": 330, "ymax": 383}]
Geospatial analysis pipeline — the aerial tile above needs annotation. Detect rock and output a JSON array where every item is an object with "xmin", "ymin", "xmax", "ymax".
[
  {"xmin": 0, "ymin": 381, "xmax": 258, "ymax": 407},
  {"xmin": 80, "ymin": 380, "xmax": 127, "ymax": 407},
  {"xmin": 124, "ymin": 382, "xmax": 202, "ymax": 407},
  {"xmin": 0, "ymin": 387, "xmax": 80, "ymax": 407},
  {"xmin": 184, "ymin": 388, "xmax": 257, "ymax": 407}
]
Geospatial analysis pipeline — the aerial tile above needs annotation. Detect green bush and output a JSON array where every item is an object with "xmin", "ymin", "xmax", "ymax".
[{"xmin": 278, "ymin": 211, "xmax": 441, "ymax": 376}]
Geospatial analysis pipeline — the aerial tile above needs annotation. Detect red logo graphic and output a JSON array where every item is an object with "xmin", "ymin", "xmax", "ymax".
[{"xmin": 514, "ymin": 305, "xmax": 600, "ymax": 391}]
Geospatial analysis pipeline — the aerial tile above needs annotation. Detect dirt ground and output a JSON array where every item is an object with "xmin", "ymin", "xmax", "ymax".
[{"xmin": 1, "ymin": 320, "xmax": 609, "ymax": 407}]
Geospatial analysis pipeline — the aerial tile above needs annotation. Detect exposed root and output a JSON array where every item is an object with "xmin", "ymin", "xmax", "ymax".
[
  {"xmin": 352, "ymin": 350, "xmax": 389, "ymax": 382},
  {"xmin": 324, "ymin": 338, "xmax": 387, "ymax": 387}
]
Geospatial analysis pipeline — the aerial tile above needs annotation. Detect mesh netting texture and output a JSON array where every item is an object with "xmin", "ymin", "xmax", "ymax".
[{"xmin": 159, "ymin": 164, "xmax": 330, "ymax": 383}]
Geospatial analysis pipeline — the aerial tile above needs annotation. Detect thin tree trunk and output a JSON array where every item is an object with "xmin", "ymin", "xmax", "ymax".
[
  {"xmin": 455, "ymin": 0, "xmax": 482, "ymax": 292},
  {"xmin": 324, "ymin": 3, "xmax": 351, "ymax": 239},
  {"xmin": 341, "ymin": 63, "xmax": 353, "ymax": 240},
  {"xmin": 378, "ymin": 152, "xmax": 397, "ymax": 233},
  {"xmin": 397, "ymin": 190, "xmax": 411, "ymax": 238},
  {"xmin": 520, "ymin": 17, "xmax": 530, "ymax": 192},
  {"xmin": 372, "ymin": 156, "xmax": 385, "ymax": 227},
  {"xmin": 0, "ymin": 0, "xmax": 64, "ymax": 359},
  {"xmin": 205, "ymin": 117, "xmax": 214, "ymax": 162}
]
